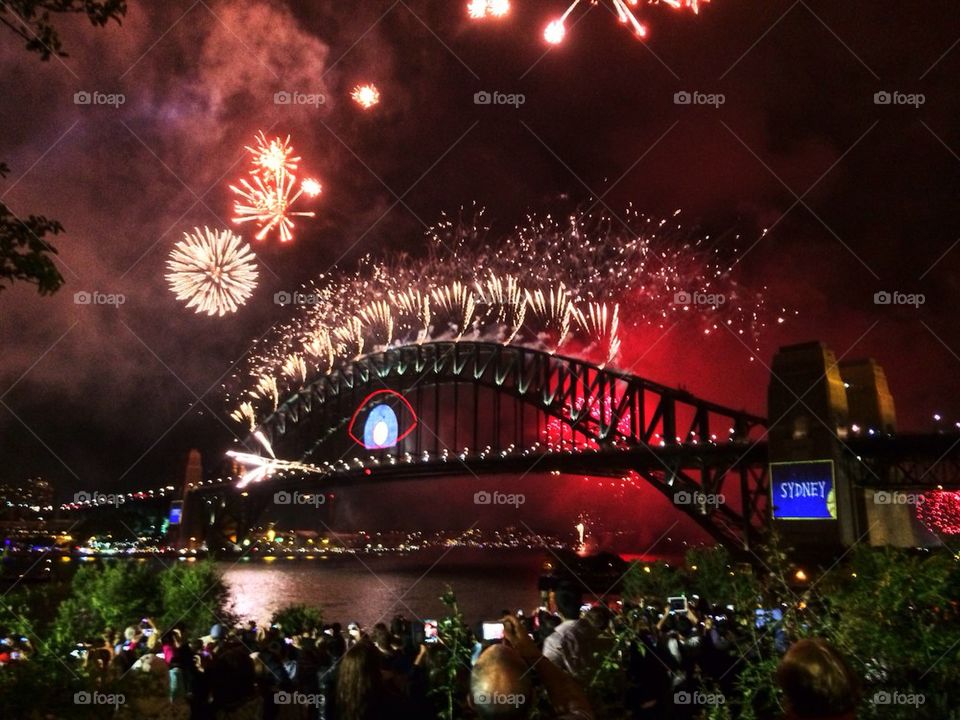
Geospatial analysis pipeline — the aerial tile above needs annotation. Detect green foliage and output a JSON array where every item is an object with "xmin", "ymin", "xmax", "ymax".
[
  {"xmin": 0, "ymin": 162, "xmax": 64, "ymax": 295},
  {"xmin": 586, "ymin": 617, "xmax": 632, "ymax": 717},
  {"xmin": 0, "ymin": 649, "xmax": 86, "ymax": 718},
  {"xmin": 2, "ymin": 560, "xmax": 237, "ymax": 717},
  {"xmin": 158, "ymin": 559, "xmax": 234, "ymax": 638},
  {"xmin": 50, "ymin": 562, "xmax": 161, "ymax": 650},
  {"xmin": 432, "ymin": 588, "xmax": 474, "ymax": 720},
  {"xmin": 0, "ymin": 0, "xmax": 127, "ymax": 59},
  {"xmin": 1, "ymin": 547, "xmax": 958, "ymax": 719},
  {"xmin": 0, "ymin": 1, "xmax": 128, "ymax": 296},
  {"xmin": 270, "ymin": 603, "xmax": 323, "ymax": 635},
  {"xmin": 818, "ymin": 547, "xmax": 960, "ymax": 720},
  {"xmin": 621, "ymin": 558, "xmax": 677, "ymax": 605},
  {"xmin": 682, "ymin": 545, "xmax": 738, "ymax": 606}
]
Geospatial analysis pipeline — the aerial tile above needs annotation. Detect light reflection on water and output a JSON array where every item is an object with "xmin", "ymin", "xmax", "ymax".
[{"xmin": 219, "ymin": 548, "xmax": 545, "ymax": 626}]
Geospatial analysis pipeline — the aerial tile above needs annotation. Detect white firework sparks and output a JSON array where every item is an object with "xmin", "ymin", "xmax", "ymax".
[
  {"xmin": 166, "ymin": 227, "xmax": 259, "ymax": 317},
  {"xmin": 350, "ymin": 84, "xmax": 381, "ymax": 110},
  {"xmin": 225, "ymin": 206, "xmax": 792, "ymax": 429}
]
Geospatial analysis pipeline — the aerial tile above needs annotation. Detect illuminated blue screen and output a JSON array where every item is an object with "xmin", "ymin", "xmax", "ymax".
[
  {"xmin": 770, "ymin": 461, "xmax": 836, "ymax": 520},
  {"xmin": 168, "ymin": 504, "xmax": 182, "ymax": 525},
  {"xmin": 363, "ymin": 404, "xmax": 399, "ymax": 449}
]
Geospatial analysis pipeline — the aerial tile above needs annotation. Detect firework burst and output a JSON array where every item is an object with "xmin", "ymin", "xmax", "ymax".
[
  {"xmin": 225, "ymin": 205, "xmax": 792, "ymax": 429},
  {"xmin": 230, "ymin": 132, "xmax": 321, "ymax": 243},
  {"xmin": 247, "ymin": 132, "xmax": 300, "ymax": 176},
  {"xmin": 467, "ymin": 0, "xmax": 510, "ymax": 19},
  {"xmin": 166, "ymin": 227, "xmax": 259, "ymax": 317},
  {"xmin": 350, "ymin": 84, "xmax": 381, "ymax": 110}
]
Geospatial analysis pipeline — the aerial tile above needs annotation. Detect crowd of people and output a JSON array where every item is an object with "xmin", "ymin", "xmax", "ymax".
[{"xmin": 3, "ymin": 586, "xmax": 861, "ymax": 720}]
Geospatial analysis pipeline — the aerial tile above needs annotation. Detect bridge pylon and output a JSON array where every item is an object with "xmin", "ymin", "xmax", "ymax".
[
  {"xmin": 177, "ymin": 449, "xmax": 204, "ymax": 550},
  {"xmin": 768, "ymin": 341, "xmax": 927, "ymax": 556}
]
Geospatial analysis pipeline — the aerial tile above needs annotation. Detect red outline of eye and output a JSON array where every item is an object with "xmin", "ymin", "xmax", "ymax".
[{"xmin": 347, "ymin": 389, "xmax": 419, "ymax": 447}]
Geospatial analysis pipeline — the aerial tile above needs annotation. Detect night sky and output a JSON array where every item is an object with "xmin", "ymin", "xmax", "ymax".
[{"xmin": 2, "ymin": 1, "xmax": 960, "ymax": 538}]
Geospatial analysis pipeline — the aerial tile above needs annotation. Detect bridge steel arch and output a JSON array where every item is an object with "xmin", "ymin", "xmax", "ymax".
[{"xmin": 244, "ymin": 342, "xmax": 771, "ymax": 550}]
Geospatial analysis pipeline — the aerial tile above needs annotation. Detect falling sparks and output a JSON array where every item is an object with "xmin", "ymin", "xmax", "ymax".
[
  {"xmin": 526, "ymin": 283, "xmax": 575, "ymax": 353},
  {"xmin": 282, "ymin": 354, "xmax": 308, "ymax": 384},
  {"xmin": 575, "ymin": 301, "xmax": 621, "ymax": 367},
  {"xmin": 226, "ymin": 206, "xmax": 790, "ymax": 429},
  {"xmin": 359, "ymin": 299, "xmax": 396, "ymax": 347},
  {"xmin": 253, "ymin": 374, "xmax": 280, "ymax": 411},
  {"xmin": 390, "ymin": 288, "xmax": 432, "ymax": 344},
  {"xmin": 166, "ymin": 227, "xmax": 259, "ymax": 317},
  {"xmin": 351, "ymin": 84, "xmax": 381, "ymax": 109},
  {"xmin": 230, "ymin": 401, "xmax": 257, "ymax": 431},
  {"xmin": 536, "ymin": 0, "xmax": 708, "ymax": 44},
  {"xmin": 430, "ymin": 281, "xmax": 477, "ymax": 340},
  {"xmin": 230, "ymin": 132, "xmax": 321, "ymax": 243}
]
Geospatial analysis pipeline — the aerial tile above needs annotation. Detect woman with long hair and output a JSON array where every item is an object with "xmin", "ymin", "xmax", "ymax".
[{"xmin": 335, "ymin": 638, "xmax": 414, "ymax": 720}]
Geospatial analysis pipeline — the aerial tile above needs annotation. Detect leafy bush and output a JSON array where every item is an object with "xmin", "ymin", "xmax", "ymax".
[
  {"xmin": 432, "ymin": 589, "xmax": 474, "ymax": 720},
  {"xmin": 819, "ymin": 547, "xmax": 960, "ymax": 720},
  {"xmin": 50, "ymin": 562, "xmax": 160, "ymax": 650},
  {"xmin": 270, "ymin": 603, "xmax": 323, "ymax": 635},
  {"xmin": 158, "ymin": 560, "xmax": 234, "ymax": 638},
  {"xmin": 621, "ymin": 558, "xmax": 677, "ymax": 605}
]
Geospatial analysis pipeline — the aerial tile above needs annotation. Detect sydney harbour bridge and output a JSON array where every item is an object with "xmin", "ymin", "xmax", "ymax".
[{"xmin": 63, "ymin": 340, "xmax": 960, "ymax": 557}]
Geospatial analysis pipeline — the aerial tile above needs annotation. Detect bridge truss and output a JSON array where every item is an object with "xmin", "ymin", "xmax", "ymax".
[{"xmin": 233, "ymin": 342, "xmax": 772, "ymax": 549}]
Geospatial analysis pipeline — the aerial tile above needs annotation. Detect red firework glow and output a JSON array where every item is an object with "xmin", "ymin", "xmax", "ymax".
[
  {"xmin": 534, "ymin": 0, "xmax": 709, "ymax": 44},
  {"xmin": 230, "ymin": 132, "xmax": 321, "ymax": 243},
  {"xmin": 917, "ymin": 490, "xmax": 960, "ymax": 536}
]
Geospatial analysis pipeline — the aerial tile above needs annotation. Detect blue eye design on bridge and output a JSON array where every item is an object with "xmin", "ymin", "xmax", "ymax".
[
  {"xmin": 363, "ymin": 404, "xmax": 398, "ymax": 449},
  {"xmin": 348, "ymin": 389, "xmax": 418, "ymax": 450}
]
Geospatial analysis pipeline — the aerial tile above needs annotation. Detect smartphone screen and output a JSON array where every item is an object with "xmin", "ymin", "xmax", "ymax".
[
  {"xmin": 424, "ymin": 620, "xmax": 439, "ymax": 643},
  {"xmin": 481, "ymin": 622, "xmax": 504, "ymax": 641}
]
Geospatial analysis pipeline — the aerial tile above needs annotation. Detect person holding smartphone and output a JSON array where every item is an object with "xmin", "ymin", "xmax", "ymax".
[{"xmin": 469, "ymin": 614, "xmax": 594, "ymax": 720}]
